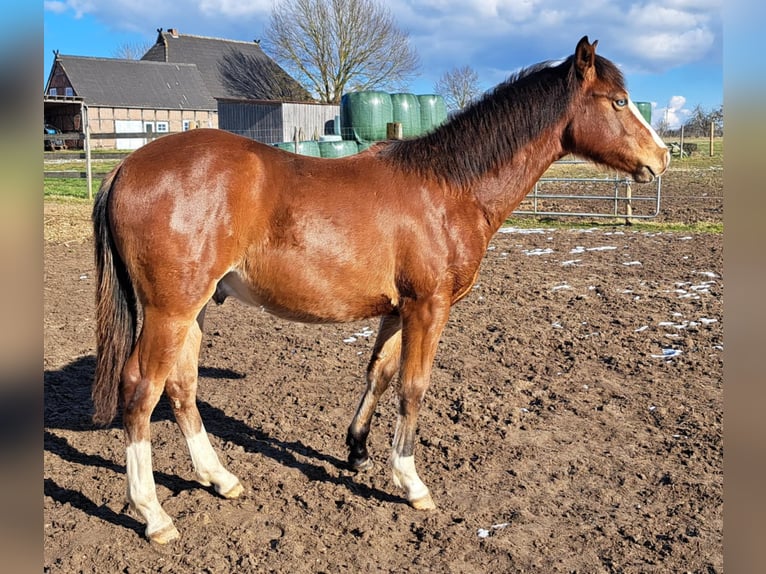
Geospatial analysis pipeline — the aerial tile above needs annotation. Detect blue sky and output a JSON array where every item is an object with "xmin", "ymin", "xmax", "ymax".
[{"xmin": 43, "ymin": 0, "xmax": 722, "ymax": 130}]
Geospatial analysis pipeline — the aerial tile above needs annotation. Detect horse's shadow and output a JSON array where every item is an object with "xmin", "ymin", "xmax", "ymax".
[{"xmin": 44, "ymin": 355, "xmax": 401, "ymax": 534}]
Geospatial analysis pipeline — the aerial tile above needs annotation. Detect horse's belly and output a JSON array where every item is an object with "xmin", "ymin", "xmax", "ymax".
[{"xmin": 214, "ymin": 269, "xmax": 397, "ymax": 323}]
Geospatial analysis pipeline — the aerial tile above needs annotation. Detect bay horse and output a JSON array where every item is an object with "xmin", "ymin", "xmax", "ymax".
[{"xmin": 92, "ymin": 37, "xmax": 668, "ymax": 543}]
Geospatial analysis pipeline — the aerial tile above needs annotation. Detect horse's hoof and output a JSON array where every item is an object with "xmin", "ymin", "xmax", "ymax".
[
  {"xmin": 410, "ymin": 493, "xmax": 436, "ymax": 511},
  {"xmin": 148, "ymin": 523, "xmax": 180, "ymax": 545},
  {"xmin": 350, "ymin": 457, "xmax": 374, "ymax": 472},
  {"xmin": 220, "ymin": 481, "xmax": 244, "ymax": 499}
]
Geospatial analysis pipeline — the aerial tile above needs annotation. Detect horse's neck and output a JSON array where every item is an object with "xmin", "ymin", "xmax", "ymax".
[{"xmin": 471, "ymin": 126, "xmax": 566, "ymax": 231}]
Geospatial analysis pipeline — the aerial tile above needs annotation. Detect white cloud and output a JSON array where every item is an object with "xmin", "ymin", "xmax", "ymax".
[
  {"xmin": 669, "ymin": 95, "xmax": 687, "ymax": 109},
  {"xmin": 43, "ymin": 1, "xmax": 69, "ymax": 14},
  {"xmin": 626, "ymin": 29, "xmax": 715, "ymax": 66},
  {"xmin": 198, "ymin": 0, "xmax": 272, "ymax": 18},
  {"xmin": 662, "ymin": 0, "xmax": 722, "ymax": 9},
  {"xmin": 537, "ymin": 8, "xmax": 565, "ymax": 27},
  {"xmin": 626, "ymin": 4, "xmax": 708, "ymax": 28},
  {"xmin": 43, "ymin": 0, "xmax": 94, "ymax": 18},
  {"xmin": 493, "ymin": 0, "xmax": 540, "ymax": 21},
  {"xmin": 655, "ymin": 95, "xmax": 691, "ymax": 130}
]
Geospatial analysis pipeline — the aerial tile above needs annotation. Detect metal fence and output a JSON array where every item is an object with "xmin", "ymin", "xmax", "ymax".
[{"xmin": 514, "ymin": 160, "xmax": 661, "ymax": 220}]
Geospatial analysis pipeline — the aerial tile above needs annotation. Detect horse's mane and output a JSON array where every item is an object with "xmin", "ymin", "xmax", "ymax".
[{"xmin": 377, "ymin": 54, "xmax": 625, "ymax": 188}]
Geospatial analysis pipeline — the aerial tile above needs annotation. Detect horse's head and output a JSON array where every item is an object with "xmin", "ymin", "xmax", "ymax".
[{"xmin": 564, "ymin": 37, "xmax": 670, "ymax": 183}]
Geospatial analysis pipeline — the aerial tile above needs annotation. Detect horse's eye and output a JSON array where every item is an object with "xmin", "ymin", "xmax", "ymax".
[{"xmin": 614, "ymin": 98, "xmax": 628, "ymax": 108}]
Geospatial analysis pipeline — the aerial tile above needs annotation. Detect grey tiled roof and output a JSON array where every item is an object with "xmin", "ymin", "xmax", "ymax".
[
  {"xmin": 142, "ymin": 30, "xmax": 311, "ymax": 102},
  {"xmin": 56, "ymin": 55, "xmax": 216, "ymax": 110}
]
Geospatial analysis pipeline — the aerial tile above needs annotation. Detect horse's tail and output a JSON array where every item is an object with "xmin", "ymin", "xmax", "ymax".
[{"xmin": 92, "ymin": 167, "xmax": 137, "ymax": 426}]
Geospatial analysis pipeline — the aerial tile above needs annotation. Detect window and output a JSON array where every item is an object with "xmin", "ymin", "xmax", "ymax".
[
  {"xmin": 48, "ymin": 88, "xmax": 57, "ymax": 96},
  {"xmin": 182, "ymin": 120, "xmax": 191, "ymax": 131},
  {"xmin": 156, "ymin": 121, "xmax": 169, "ymax": 133},
  {"xmin": 65, "ymin": 87, "xmax": 74, "ymax": 97}
]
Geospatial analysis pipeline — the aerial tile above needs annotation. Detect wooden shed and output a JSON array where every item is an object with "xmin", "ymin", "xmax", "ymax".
[{"xmin": 217, "ymin": 99, "xmax": 340, "ymax": 145}]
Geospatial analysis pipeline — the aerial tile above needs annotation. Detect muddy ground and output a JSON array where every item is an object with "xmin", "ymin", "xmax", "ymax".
[{"xmin": 44, "ymin": 163, "xmax": 722, "ymax": 573}]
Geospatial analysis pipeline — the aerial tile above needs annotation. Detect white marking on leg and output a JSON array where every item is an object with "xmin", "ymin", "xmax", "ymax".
[
  {"xmin": 185, "ymin": 427, "xmax": 241, "ymax": 496},
  {"xmin": 391, "ymin": 453, "xmax": 430, "ymax": 502},
  {"xmin": 629, "ymin": 99, "xmax": 667, "ymax": 149},
  {"xmin": 126, "ymin": 441, "xmax": 176, "ymax": 539}
]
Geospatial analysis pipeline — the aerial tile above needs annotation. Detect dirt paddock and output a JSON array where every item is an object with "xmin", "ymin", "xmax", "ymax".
[{"xmin": 44, "ymin": 164, "xmax": 722, "ymax": 573}]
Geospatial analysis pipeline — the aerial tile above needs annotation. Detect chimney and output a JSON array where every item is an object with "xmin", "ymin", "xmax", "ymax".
[{"xmin": 168, "ymin": 28, "xmax": 179, "ymax": 38}]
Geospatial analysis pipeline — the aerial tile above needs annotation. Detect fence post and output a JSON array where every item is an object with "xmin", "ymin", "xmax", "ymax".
[
  {"xmin": 387, "ymin": 122, "xmax": 403, "ymax": 140},
  {"xmin": 679, "ymin": 124, "xmax": 685, "ymax": 159},
  {"xmin": 84, "ymin": 106, "xmax": 93, "ymax": 200},
  {"xmin": 710, "ymin": 121, "xmax": 715, "ymax": 157}
]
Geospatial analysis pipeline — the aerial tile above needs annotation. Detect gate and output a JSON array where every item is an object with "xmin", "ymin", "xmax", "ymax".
[{"xmin": 513, "ymin": 159, "xmax": 662, "ymax": 220}]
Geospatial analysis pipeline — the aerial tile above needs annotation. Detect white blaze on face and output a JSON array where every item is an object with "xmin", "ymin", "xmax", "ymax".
[{"xmin": 628, "ymin": 99, "xmax": 667, "ymax": 149}]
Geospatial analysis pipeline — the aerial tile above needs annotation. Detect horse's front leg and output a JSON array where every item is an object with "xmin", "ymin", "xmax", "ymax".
[
  {"xmin": 346, "ymin": 313, "xmax": 402, "ymax": 471},
  {"xmin": 391, "ymin": 295, "xmax": 451, "ymax": 510}
]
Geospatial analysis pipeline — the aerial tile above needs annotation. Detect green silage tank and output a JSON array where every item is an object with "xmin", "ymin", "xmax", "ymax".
[
  {"xmin": 318, "ymin": 140, "xmax": 359, "ymax": 158},
  {"xmin": 340, "ymin": 91, "xmax": 393, "ymax": 142},
  {"xmin": 418, "ymin": 94, "xmax": 448, "ymax": 135},
  {"xmin": 634, "ymin": 101, "xmax": 652, "ymax": 124},
  {"xmin": 274, "ymin": 141, "xmax": 321, "ymax": 156},
  {"xmin": 390, "ymin": 93, "xmax": 422, "ymax": 138}
]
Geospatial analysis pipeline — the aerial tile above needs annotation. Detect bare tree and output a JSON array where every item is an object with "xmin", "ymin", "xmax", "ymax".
[
  {"xmin": 682, "ymin": 103, "xmax": 724, "ymax": 137},
  {"xmin": 218, "ymin": 49, "xmax": 313, "ymax": 101},
  {"xmin": 710, "ymin": 104, "xmax": 724, "ymax": 136},
  {"xmin": 434, "ymin": 66, "xmax": 483, "ymax": 112},
  {"xmin": 655, "ymin": 115, "xmax": 671, "ymax": 138},
  {"xmin": 112, "ymin": 41, "xmax": 152, "ymax": 60},
  {"xmin": 683, "ymin": 104, "xmax": 710, "ymax": 137},
  {"xmin": 264, "ymin": 0, "xmax": 420, "ymax": 104}
]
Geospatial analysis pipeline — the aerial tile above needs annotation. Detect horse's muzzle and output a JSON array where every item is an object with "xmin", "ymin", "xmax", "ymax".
[
  {"xmin": 634, "ymin": 149, "xmax": 670, "ymax": 183},
  {"xmin": 632, "ymin": 166, "xmax": 657, "ymax": 183}
]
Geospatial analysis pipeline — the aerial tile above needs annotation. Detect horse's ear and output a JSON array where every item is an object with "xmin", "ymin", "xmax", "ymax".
[{"xmin": 574, "ymin": 36, "xmax": 598, "ymax": 80}]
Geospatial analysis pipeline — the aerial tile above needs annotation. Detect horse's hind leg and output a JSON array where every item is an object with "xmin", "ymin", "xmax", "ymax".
[
  {"xmin": 346, "ymin": 313, "xmax": 402, "ymax": 471},
  {"xmin": 122, "ymin": 310, "xmax": 195, "ymax": 544},
  {"xmin": 165, "ymin": 314, "xmax": 243, "ymax": 499}
]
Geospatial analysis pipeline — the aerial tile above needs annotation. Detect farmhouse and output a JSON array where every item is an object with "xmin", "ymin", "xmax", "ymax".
[
  {"xmin": 45, "ymin": 55, "xmax": 217, "ymax": 149},
  {"xmin": 44, "ymin": 28, "xmax": 338, "ymax": 149}
]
